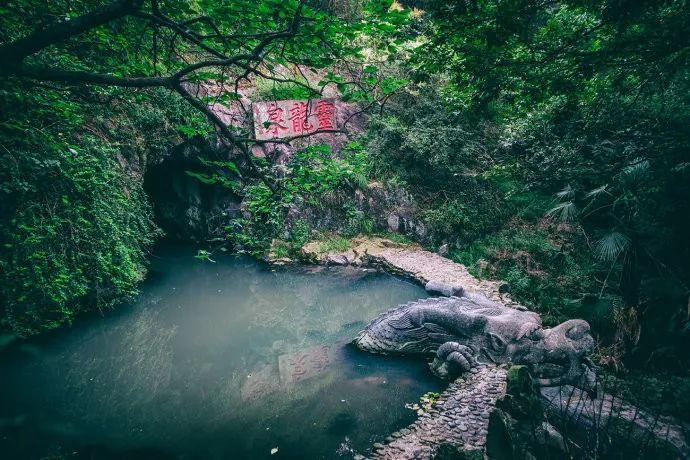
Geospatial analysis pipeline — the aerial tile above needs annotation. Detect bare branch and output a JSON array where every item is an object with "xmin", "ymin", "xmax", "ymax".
[{"xmin": 134, "ymin": 11, "xmax": 228, "ymax": 60}]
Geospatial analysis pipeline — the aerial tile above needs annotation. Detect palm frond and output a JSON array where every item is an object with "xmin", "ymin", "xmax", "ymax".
[
  {"xmin": 555, "ymin": 184, "xmax": 576, "ymax": 200},
  {"xmin": 585, "ymin": 184, "xmax": 610, "ymax": 199},
  {"xmin": 595, "ymin": 232, "xmax": 630, "ymax": 262},
  {"xmin": 546, "ymin": 201, "xmax": 578, "ymax": 222}
]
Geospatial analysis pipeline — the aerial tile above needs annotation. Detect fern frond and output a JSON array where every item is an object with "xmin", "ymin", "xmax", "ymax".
[{"xmin": 351, "ymin": 172, "xmax": 368, "ymax": 190}]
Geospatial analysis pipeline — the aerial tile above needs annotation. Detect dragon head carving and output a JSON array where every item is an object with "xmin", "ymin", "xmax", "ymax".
[{"xmin": 354, "ymin": 294, "xmax": 596, "ymax": 390}]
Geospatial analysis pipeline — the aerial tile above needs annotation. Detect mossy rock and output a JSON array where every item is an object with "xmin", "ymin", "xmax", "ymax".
[{"xmin": 498, "ymin": 365, "xmax": 543, "ymax": 420}]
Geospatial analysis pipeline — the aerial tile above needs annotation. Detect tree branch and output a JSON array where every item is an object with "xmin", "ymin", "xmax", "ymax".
[
  {"xmin": 134, "ymin": 11, "xmax": 228, "ymax": 60},
  {"xmin": 10, "ymin": 64, "xmax": 172, "ymax": 87},
  {"xmin": 172, "ymin": 82, "xmax": 277, "ymax": 193},
  {"xmin": 0, "ymin": 0, "xmax": 144, "ymax": 64}
]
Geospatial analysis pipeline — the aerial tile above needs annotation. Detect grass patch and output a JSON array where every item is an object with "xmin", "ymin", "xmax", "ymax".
[
  {"xmin": 313, "ymin": 233, "xmax": 351, "ymax": 253},
  {"xmin": 375, "ymin": 231, "xmax": 413, "ymax": 245},
  {"xmin": 269, "ymin": 239, "xmax": 292, "ymax": 259}
]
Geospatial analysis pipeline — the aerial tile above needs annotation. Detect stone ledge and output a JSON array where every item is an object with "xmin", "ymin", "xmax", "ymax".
[{"xmin": 300, "ymin": 236, "xmax": 524, "ymax": 310}]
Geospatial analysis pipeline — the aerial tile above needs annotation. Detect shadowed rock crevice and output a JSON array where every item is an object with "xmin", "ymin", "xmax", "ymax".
[{"xmin": 143, "ymin": 140, "xmax": 241, "ymax": 242}]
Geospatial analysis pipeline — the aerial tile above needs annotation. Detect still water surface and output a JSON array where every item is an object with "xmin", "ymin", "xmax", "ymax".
[{"xmin": 0, "ymin": 246, "xmax": 443, "ymax": 459}]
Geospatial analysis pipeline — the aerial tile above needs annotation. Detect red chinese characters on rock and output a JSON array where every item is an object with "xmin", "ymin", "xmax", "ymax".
[
  {"xmin": 309, "ymin": 345, "xmax": 331, "ymax": 372},
  {"xmin": 287, "ymin": 354, "xmax": 308, "ymax": 381},
  {"xmin": 285, "ymin": 346, "xmax": 332, "ymax": 382},
  {"xmin": 265, "ymin": 102, "xmax": 288, "ymax": 137},
  {"xmin": 288, "ymin": 102, "xmax": 314, "ymax": 134},
  {"xmin": 252, "ymin": 99, "xmax": 337, "ymax": 140},
  {"xmin": 315, "ymin": 100, "xmax": 335, "ymax": 130}
]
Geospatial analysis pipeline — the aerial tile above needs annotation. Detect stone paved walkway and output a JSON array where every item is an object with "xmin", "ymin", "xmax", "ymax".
[
  {"xmin": 368, "ymin": 365, "xmax": 507, "ymax": 459},
  {"xmin": 301, "ymin": 236, "xmax": 523, "ymax": 309}
]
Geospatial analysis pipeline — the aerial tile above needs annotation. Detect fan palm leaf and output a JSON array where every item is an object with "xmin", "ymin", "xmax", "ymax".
[
  {"xmin": 595, "ymin": 232, "xmax": 630, "ymax": 262},
  {"xmin": 546, "ymin": 201, "xmax": 578, "ymax": 222}
]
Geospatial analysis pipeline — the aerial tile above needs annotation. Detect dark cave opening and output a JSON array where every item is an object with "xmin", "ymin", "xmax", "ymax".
[{"xmin": 143, "ymin": 142, "xmax": 241, "ymax": 243}]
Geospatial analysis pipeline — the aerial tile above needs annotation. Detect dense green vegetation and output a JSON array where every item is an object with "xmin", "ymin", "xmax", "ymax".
[
  {"xmin": 216, "ymin": 143, "xmax": 371, "ymax": 257},
  {"xmin": 1, "ymin": 0, "xmax": 688, "ymax": 381},
  {"xmin": 0, "ymin": 84, "xmax": 201, "ymax": 335},
  {"xmin": 0, "ymin": 0, "xmax": 404, "ymax": 335},
  {"xmin": 2, "ymin": 2, "xmax": 690, "ymax": 459},
  {"xmin": 362, "ymin": 0, "xmax": 690, "ymax": 369}
]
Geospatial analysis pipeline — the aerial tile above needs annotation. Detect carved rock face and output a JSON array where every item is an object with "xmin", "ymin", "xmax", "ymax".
[
  {"xmin": 528, "ymin": 319, "xmax": 596, "ymax": 387},
  {"xmin": 354, "ymin": 295, "xmax": 595, "ymax": 388}
]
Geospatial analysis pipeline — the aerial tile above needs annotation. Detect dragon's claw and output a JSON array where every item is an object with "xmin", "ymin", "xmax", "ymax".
[{"xmin": 429, "ymin": 342, "xmax": 476, "ymax": 380}]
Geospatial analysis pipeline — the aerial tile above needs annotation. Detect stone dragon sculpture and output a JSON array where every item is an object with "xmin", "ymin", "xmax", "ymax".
[{"xmin": 354, "ymin": 294, "xmax": 597, "ymax": 391}]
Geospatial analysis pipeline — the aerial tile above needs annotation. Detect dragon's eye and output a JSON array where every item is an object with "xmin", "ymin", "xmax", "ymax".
[{"xmin": 488, "ymin": 333, "xmax": 506, "ymax": 351}]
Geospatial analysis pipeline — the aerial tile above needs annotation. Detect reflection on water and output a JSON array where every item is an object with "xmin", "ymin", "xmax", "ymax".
[{"xmin": 0, "ymin": 246, "xmax": 443, "ymax": 459}]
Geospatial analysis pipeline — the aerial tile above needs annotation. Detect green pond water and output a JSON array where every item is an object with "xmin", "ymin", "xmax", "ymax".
[{"xmin": 0, "ymin": 246, "xmax": 444, "ymax": 459}]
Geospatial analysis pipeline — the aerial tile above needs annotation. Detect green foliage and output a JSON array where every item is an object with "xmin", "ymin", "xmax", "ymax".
[
  {"xmin": 270, "ymin": 239, "xmax": 292, "ymax": 259},
  {"xmin": 219, "ymin": 143, "xmax": 369, "ymax": 256},
  {"xmin": 313, "ymin": 234, "xmax": 351, "ymax": 254},
  {"xmin": 342, "ymin": 203, "xmax": 374, "ymax": 237},
  {"xmin": 601, "ymin": 371, "xmax": 690, "ymax": 422},
  {"xmin": 288, "ymin": 143, "xmax": 368, "ymax": 205},
  {"xmin": 254, "ymin": 78, "xmax": 319, "ymax": 101},
  {"xmin": 366, "ymin": 86, "xmax": 509, "ymax": 245},
  {"xmin": 404, "ymin": 0, "xmax": 690, "ymax": 365},
  {"xmin": 194, "ymin": 249, "xmax": 216, "ymax": 263},
  {"xmin": 227, "ymin": 181, "xmax": 285, "ymax": 256},
  {"xmin": 0, "ymin": 79, "xmax": 200, "ymax": 338},
  {"xmin": 450, "ymin": 220, "xmax": 600, "ymax": 326},
  {"xmin": 0, "ymin": 0, "xmax": 409, "ymax": 336},
  {"xmin": 290, "ymin": 219, "xmax": 312, "ymax": 249},
  {"xmin": 415, "ymin": 0, "xmax": 689, "ymax": 120},
  {"xmin": 0, "ymin": 135, "xmax": 159, "ymax": 336},
  {"xmin": 375, "ymin": 231, "xmax": 412, "ymax": 245}
]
